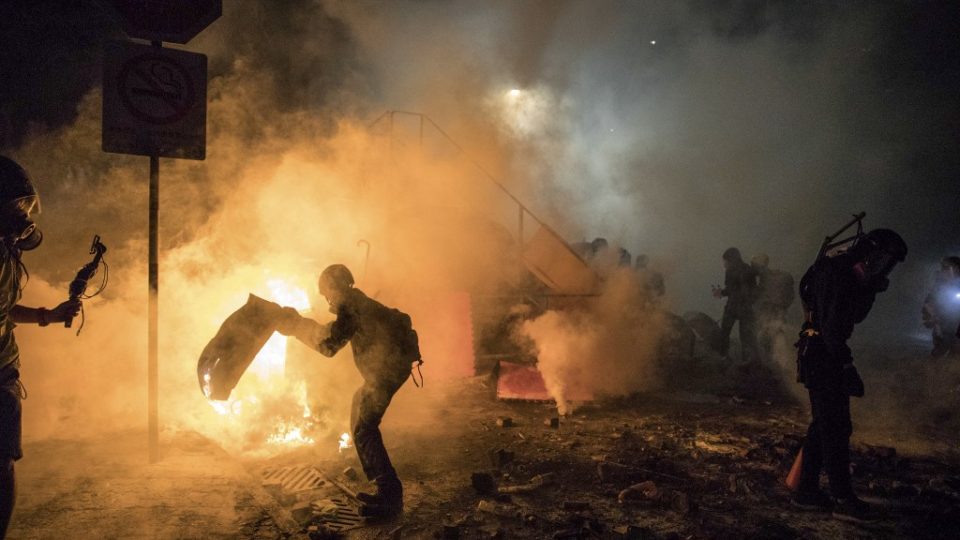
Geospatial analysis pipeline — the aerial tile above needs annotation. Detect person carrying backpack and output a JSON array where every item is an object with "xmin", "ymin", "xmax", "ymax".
[{"xmin": 277, "ymin": 264, "xmax": 421, "ymax": 519}]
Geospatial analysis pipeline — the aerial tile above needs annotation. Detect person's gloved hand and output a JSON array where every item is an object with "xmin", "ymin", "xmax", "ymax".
[
  {"xmin": 275, "ymin": 307, "xmax": 303, "ymax": 336},
  {"xmin": 50, "ymin": 299, "xmax": 82, "ymax": 322}
]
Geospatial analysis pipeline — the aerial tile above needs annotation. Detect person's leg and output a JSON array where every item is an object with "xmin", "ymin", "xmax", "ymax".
[
  {"xmin": 739, "ymin": 309, "xmax": 759, "ymax": 363},
  {"xmin": 351, "ymin": 376, "xmax": 406, "ymax": 514},
  {"xmin": 719, "ymin": 306, "xmax": 736, "ymax": 357},
  {"xmin": 351, "ymin": 385, "xmax": 399, "ymax": 486},
  {"xmin": 797, "ymin": 390, "xmax": 824, "ymax": 493},
  {"xmin": 819, "ymin": 387, "xmax": 854, "ymax": 499},
  {"xmin": 0, "ymin": 381, "xmax": 20, "ymax": 538},
  {"xmin": 0, "ymin": 459, "xmax": 13, "ymax": 538}
]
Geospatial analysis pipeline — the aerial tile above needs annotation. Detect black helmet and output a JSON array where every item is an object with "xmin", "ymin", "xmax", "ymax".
[
  {"xmin": 0, "ymin": 156, "xmax": 40, "ymax": 210},
  {"xmin": 851, "ymin": 228, "xmax": 907, "ymax": 292},
  {"xmin": 722, "ymin": 247, "xmax": 742, "ymax": 262},
  {"xmin": 318, "ymin": 264, "xmax": 354, "ymax": 297},
  {"xmin": 852, "ymin": 228, "xmax": 907, "ymax": 262}
]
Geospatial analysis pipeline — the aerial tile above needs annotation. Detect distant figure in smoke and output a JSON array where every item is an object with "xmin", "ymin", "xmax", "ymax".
[
  {"xmin": 711, "ymin": 247, "xmax": 758, "ymax": 363},
  {"xmin": 792, "ymin": 229, "xmax": 906, "ymax": 522},
  {"xmin": 921, "ymin": 256, "xmax": 960, "ymax": 358},
  {"xmin": 277, "ymin": 264, "xmax": 420, "ymax": 519},
  {"xmin": 634, "ymin": 254, "xmax": 665, "ymax": 303},
  {"xmin": 570, "ymin": 237, "xmax": 608, "ymax": 261},
  {"xmin": 0, "ymin": 157, "xmax": 81, "ymax": 538},
  {"xmin": 751, "ymin": 253, "xmax": 795, "ymax": 364}
]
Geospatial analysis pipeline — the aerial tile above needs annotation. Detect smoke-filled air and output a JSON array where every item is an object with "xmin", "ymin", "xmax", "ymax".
[{"xmin": 2, "ymin": 1, "xmax": 960, "ymax": 537}]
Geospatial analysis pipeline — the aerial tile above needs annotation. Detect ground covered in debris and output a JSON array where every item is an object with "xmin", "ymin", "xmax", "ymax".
[
  {"xmin": 247, "ymin": 360, "xmax": 960, "ymax": 540},
  {"xmin": 11, "ymin": 354, "xmax": 960, "ymax": 539}
]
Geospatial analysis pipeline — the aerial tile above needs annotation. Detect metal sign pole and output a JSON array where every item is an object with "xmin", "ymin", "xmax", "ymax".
[{"xmin": 148, "ymin": 40, "xmax": 161, "ymax": 464}]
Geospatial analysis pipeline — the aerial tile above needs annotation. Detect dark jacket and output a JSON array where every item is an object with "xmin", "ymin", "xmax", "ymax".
[
  {"xmin": 722, "ymin": 260, "xmax": 758, "ymax": 312},
  {"xmin": 799, "ymin": 253, "xmax": 875, "ymax": 364},
  {"xmin": 310, "ymin": 288, "xmax": 420, "ymax": 383},
  {"xmin": 0, "ymin": 242, "xmax": 21, "ymax": 376}
]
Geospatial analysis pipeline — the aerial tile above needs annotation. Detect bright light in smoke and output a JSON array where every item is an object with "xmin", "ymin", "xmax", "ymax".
[
  {"xmin": 338, "ymin": 432, "xmax": 352, "ymax": 453},
  {"xmin": 490, "ymin": 85, "xmax": 557, "ymax": 138},
  {"xmin": 204, "ymin": 279, "xmax": 319, "ymax": 449}
]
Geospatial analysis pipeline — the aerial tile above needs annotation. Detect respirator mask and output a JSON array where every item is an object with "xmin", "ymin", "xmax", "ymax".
[
  {"xmin": 860, "ymin": 248, "xmax": 898, "ymax": 292},
  {"xmin": 0, "ymin": 196, "xmax": 42, "ymax": 251}
]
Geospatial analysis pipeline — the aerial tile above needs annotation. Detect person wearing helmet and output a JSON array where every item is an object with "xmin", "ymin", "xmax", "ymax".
[
  {"xmin": 791, "ymin": 228, "xmax": 907, "ymax": 522},
  {"xmin": 0, "ymin": 157, "xmax": 81, "ymax": 537},
  {"xmin": 751, "ymin": 253, "xmax": 795, "ymax": 364},
  {"xmin": 711, "ymin": 247, "xmax": 759, "ymax": 363},
  {"xmin": 921, "ymin": 256, "xmax": 960, "ymax": 357},
  {"xmin": 277, "ymin": 264, "xmax": 420, "ymax": 519}
]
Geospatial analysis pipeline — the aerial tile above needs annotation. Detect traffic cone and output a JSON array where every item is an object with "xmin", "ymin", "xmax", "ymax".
[{"xmin": 784, "ymin": 448, "xmax": 803, "ymax": 491}]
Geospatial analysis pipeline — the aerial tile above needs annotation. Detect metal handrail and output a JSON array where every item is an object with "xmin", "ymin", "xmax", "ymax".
[{"xmin": 368, "ymin": 110, "xmax": 591, "ymax": 267}]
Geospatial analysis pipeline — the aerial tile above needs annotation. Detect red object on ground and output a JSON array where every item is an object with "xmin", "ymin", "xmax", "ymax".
[
  {"xmin": 785, "ymin": 448, "xmax": 804, "ymax": 491},
  {"xmin": 496, "ymin": 360, "xmax": 594, "ymax": 402}
]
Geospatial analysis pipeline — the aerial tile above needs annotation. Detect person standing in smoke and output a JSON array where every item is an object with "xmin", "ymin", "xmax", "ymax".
[
  {"xmin": 0, "ymin": 157, "xmax": 81, "ymax": 538},
  {"xmin": 276, "ymin": 264, "xmax": 420, "ymax": 519},
  {"xmin": 751, "ymin": 253, "xmax": 795, "ymax": 364},
  {"xmin": 712, "ymin": 247, "xmax": 759, "ymax": 363},
  {"xmin": 921, "ymin": 256, "xmax": 960, "ymax": 358},
  {"xmin": 792, "ymin": 229, "xmax": 907, "ymax": 522}
]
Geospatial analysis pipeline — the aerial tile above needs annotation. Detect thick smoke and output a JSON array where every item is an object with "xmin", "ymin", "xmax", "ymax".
[
  {"xmin": 521, "ymin": 268, "xmax": 668, "ymax": 415},
  {"xmin": 1, "ymin": 1, "xmax": 959, "ymax": 450}
]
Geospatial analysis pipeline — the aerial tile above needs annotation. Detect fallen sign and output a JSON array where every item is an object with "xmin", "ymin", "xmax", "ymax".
[
  {"xmin": 197, "ymin": 294, "xmax": 282, "ymax": 400},
  {"xmin": 496, "ymin": 360, "xmax": 594, "ymax": 402}
]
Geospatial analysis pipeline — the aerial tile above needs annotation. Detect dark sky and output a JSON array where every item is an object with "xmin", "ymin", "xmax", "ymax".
[{"xmin": 0, "ymin": 0, "xmax": 958, "ymax": 337}]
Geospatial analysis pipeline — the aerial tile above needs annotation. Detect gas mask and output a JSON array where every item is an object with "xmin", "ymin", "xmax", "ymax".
[
  {"xmin": 0, "ymin": 197, "xmax": 42, "ymax": 251},
  {"xmin": 859, "ymin": 248, "xmax": 898, "ymax": 292},
  {"xmin": 16, "ymin": 225, "xmax": 42, "ymax": 251}
]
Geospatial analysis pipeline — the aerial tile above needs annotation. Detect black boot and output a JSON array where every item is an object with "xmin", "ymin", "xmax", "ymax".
[{"xmin": 357, "ymin": 476, "xmax": 403, "ymax": 519}]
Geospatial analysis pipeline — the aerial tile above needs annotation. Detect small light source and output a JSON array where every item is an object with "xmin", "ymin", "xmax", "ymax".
[
  {"xmin": 650, "ymin": 40, "xmax": 657, "ymax": 45},
  {"xmin": 508, "ymin": 88, "xmax": 521, "ymax": 97},
  {"xmin": 955, "ymin": 292, "xmax": 960, "ymax": 300}
]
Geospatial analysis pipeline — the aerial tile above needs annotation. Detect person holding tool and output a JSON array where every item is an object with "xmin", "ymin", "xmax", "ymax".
[
  {"xmin": 276, "ymin": 264, "xmax": 421, "ymax": 519},
  {"xmin": 790, "ymin": 214, "xmax": 906, "ymax": 523},
  {"xmin": 0, "ymin": 157, "xmax": 83, "ymax": 538},
  {"xmin": 712, "ymin": 247, "xmax": 759, "ymax": 363}
]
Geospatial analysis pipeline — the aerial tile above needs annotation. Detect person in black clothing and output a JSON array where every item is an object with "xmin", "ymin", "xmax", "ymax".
[
  {"xmin": 792, "ymin": 229, "xmax": 907, "ymax": 522},
  {"xmin": 712, "ymin": 247, "xmax": 759, "ymax": 363},
  {"xmin": 0, "ymin": 157, "xmax": 81, "ymax": 538},
  {"xmin": 277, "ymin": 264, "xmax": 420, "ymax": 519}
]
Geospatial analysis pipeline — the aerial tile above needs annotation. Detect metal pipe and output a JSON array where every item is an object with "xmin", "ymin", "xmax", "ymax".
[{"xmin": 148, "ymin": 39, "xmax": 162, "ymax": 464}]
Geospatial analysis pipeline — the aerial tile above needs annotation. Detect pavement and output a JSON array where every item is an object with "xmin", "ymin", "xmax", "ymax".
[{"xmin": 7, "ymin": 429, "xmax": 302, "ymax": 540}]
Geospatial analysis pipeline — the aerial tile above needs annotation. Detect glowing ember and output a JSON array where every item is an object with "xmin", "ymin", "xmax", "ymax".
[
  {"xmin": 338, "ymin": 432, "xmax": 352, "ymax": 453},
  {"xmin": 267, "ymin": 423, "xmax": 315, "ymax": 446}
]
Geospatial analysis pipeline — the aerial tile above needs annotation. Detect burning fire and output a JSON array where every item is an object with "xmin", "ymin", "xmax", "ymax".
[
  {"xmin": 206, "ymin": 279, "xmax": 318, "ymax": 448},
  {"xmin": 338, "ymin": 432, "xmax": 352, "ymax": 453}
]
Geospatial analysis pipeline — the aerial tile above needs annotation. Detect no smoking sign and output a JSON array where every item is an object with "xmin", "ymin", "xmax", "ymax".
[{"xmin": 103, "ymin": 40, "xmax": 207, "ymax": 160}]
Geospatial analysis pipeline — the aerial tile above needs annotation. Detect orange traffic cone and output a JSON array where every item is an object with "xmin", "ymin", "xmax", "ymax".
[{"xmin": 785, "ymin": 448, "xmax": 804, "ymax": 491}]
